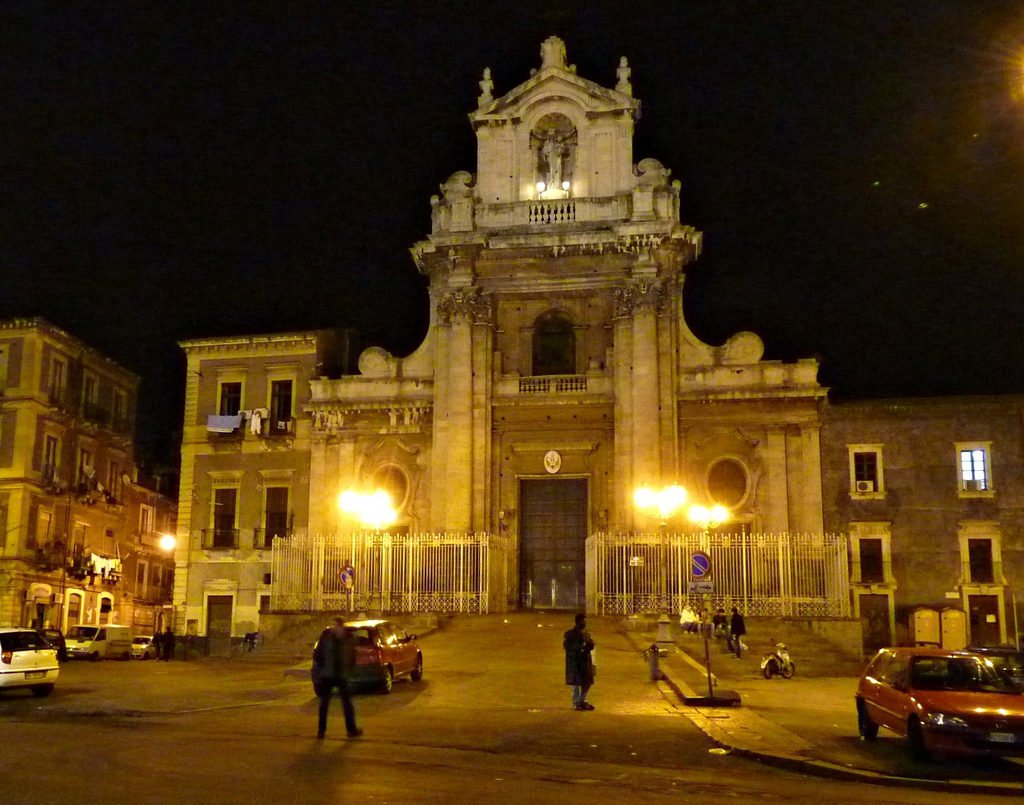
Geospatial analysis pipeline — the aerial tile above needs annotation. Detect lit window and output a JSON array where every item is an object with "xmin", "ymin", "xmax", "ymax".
[{"xmin": 955, "ymin": 442, "xmax": 993, "ymax": 495}]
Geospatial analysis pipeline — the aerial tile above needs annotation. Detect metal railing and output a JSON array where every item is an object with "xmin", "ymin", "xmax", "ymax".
[
  {"xmin": 201, "ymin": 528, "xmax": 240, "ymax": 549},
  {"xmin": 586, "ymin": 531, "xmax": 850, "ymax": 617},
  {"xmin": 271, "ymin": 531, "xmax": 510, "ymax": 614},
  {"xmin": 253, "ymin": 527, "xmax": 291, "ymax": 550}
]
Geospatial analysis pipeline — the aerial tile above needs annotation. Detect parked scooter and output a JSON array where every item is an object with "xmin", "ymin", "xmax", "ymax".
[{"xmin": 761, "ymin": 641, "xmax": 796, "ymax": 679}]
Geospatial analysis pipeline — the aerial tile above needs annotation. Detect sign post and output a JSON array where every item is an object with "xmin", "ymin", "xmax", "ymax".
[{"xmin": 689, "ymin": 550, "xmax": 716, "ymax": 701}]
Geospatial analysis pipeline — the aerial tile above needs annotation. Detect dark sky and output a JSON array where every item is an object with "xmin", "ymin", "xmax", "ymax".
[{"xmin": 6, "ymin": 2, "xmax": 1024, "ymax": 469}]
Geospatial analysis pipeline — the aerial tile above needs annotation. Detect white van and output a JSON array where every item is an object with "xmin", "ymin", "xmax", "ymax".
[{"xmin": 65, "ymin": 624, "xmax": 134, "ymax": 661}]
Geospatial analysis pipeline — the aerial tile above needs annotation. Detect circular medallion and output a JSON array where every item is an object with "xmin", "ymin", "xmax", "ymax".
[{"xmin": 543, "ymin": 450, "xmax": 562, "ymax": 474}]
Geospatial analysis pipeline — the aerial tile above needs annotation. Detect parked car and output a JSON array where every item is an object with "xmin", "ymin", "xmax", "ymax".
[
  {"xmin": 131, "ymin": 635, "xmax": 158, "ymax": 660},
  {"xmin": 37, "ymin": 628, "xmax": 68, "ymax": 663},
  {"xmin": 0, "ymin": 628, "xmax": 60, "ymax": 697},
  {"xmin": 856, "ymin": 646, "xmax": 1024, "ymax": 760},
  {"xmin": 312, "ymin": 619, "xmax": 423, "ymax": 694},
  {"xmin": 965, "ymin": 645, "xmax": 1024, "ymax": 690}
]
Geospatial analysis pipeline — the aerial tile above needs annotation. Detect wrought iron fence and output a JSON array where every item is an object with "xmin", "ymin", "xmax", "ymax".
[
  {"xmin": 271, "ymin": 531, "xmax": 510, "ymax": 614},
  {"xmin": 586, "ymin": 531, "xmax": 850, "ymax": 617}
]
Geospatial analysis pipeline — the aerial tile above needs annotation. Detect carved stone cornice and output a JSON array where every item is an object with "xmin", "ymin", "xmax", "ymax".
[
  {"xmin": 311, "ymin": 403, "xmax": 432, "ymax": 434},
  {"xmin": 436, "ymin": 287, "xmax": 493, "ymax": 324}
]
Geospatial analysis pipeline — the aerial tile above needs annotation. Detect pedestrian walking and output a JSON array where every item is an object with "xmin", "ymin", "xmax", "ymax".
[
  {"xmin": 152, "ymin": 630, "xmax": 164, "ymax": 660},
  {"xmin": 312, "ymin": 617, "xmax": 362, "ymax": 739},
  {"xmin": 161, "ymin": 626, "xmax": 175, "ymax": 661},
  {"xmin": 728, "ymin": 606, "xmax": 746, "ymax": 658},
  {"xmin": 563, "ymin": 613, "xmax": 596, "ymax": 710}
]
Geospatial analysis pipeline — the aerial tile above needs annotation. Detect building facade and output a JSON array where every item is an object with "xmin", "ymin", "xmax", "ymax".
[
  {"xmin": 173, "ymin": 38, "xmax": 1022, "ymax": 652},
  {"xmin": 822, "ymin": 396, "xmax": 1024, "ymax": 651},
  {"xmin": 0, "ymin": 318, "xmax": 175, "ymax": 632}
]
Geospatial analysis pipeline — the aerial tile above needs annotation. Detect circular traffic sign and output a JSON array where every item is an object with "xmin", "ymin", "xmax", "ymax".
[
  {"xmin": 690, "ymin": 550, "xmax": 712, "ymax": 578},
  {"xmin": 340, "ymin": 564, "xmax": 355, "ymax": 589}
]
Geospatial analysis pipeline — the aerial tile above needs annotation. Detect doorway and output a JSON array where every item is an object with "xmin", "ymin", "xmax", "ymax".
[
  {"xmin": 206, "ymin": 595, "xmax": 234, "ymax": 657},
  {"xmin": 858, "ymin": 594, "xmax": 891, "ymax": 655},
  {"xmin": 968, "ymin": 594, "xmax": 1001, "ymax": 645},
  {"xmin": 519, "ymin": 478, "xmax": 587, "ymax": 610}
]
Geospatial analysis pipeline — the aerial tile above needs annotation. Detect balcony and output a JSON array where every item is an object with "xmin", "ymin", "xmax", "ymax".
[
  {"xmin": 201, "ymin": 528, "xmax": 240, "ymax": 549},
  {"xmin": 518, "ymin": 375, "xmax": 588, "ymax": 394},
  {"xmin": 206, "ymin": 414, "xmax": 244, "ymax": 440},
  {"xmin": 82, "ymin": 401, "xmax": 111, "ymax": 426},
  {"xmin": 253, "ymin": 527, "xmax": 291, "ymax": 550},
  {"xmin": 262, "ymin": 418, "xmax": 294, "ymax": 438}
]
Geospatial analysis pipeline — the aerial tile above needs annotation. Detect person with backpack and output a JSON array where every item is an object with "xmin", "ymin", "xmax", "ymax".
[{"xmin": 312, "ymin": 616, "xmax": 362, "ymax": 739}]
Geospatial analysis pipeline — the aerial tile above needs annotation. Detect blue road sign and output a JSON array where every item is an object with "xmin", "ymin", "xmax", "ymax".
[
  {"xmin": 691, "ymin": 550, "xmax": 712, "ymax": 578},
  {"xmin": 340, "ymin": 565, "xmax": 355, "ymax": 589}
]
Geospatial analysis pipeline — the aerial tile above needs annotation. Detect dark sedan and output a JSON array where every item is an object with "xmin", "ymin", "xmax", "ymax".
[{"xmin": 966, "ymin": 645, "xmax": 1024, "ymax": 690}]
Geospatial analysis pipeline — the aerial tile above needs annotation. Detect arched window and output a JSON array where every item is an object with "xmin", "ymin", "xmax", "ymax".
[{"xmin": 532, "ymin": 312, "xmax": 575, "ymax": 376}]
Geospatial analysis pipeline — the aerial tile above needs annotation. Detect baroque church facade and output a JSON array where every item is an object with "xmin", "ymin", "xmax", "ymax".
[
  {"xmin": 174, "ymin": 38, "xmax": 1022, "ymax": 652},
  {"xmin": 308, "ymin": 35, "xmax": 825, "ymax": 547}
]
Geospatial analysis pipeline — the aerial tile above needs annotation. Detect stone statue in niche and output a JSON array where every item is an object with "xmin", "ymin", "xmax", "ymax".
[
  {"xmin": 541, "ymin": 134, "xmax": 566, "ymax": 189},
  {"xmin": 532, "ymin": 113, "xmax": 576, "ymax": 193}
]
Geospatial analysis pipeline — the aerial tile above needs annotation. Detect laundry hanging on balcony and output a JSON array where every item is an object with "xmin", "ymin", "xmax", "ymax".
[{"xmin": 206, "ymin": 414, "xmax": 243, "ymax": 433}]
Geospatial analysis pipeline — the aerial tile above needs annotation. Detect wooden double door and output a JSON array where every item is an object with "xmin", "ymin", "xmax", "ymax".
[{"xmin": 519, "ymin": 478, "xmax": 588, "ymax": 610}]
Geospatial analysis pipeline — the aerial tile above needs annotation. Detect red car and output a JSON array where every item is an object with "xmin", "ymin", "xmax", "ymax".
[
  {"xmin": 346, "ymin": 619, "xmax": 423, "ymax": 693},
  {"xmin": 856, "ymin": 646, "xmax": 1024, "ymax": 760}
]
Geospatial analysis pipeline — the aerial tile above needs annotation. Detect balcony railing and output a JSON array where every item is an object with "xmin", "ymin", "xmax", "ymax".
[
  {"xmin": 82, "ymin": 401, "xmax": 111, "ymax": 426},
  {"xmin": 201, "ymin": 528, "xmax": 240, "ymax": 549},
  {"xmin": 263, "ymin": 418, "xmax": 294, "ymax": 437},
  {"xmin": 518, "ymin": 375, "xmax": 588, "ymax": 394},
  {"xmin": 254, "ymin": 527, "xmax": 291, "ymax": 550}
]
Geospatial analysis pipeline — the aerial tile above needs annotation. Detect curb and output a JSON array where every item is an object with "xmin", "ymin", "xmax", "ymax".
[{"xmin": 620, "ymin": 626, "xmax": 1024, "ymax": 797}]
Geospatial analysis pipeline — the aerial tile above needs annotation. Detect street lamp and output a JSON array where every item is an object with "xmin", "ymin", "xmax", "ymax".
[
  {"xmin": 337, "ymin": 489, "xmax": 397, "ymax": 530},
  {"xmin": 633, "ymin": 484, "xmax": 688, "ymax": 643}
]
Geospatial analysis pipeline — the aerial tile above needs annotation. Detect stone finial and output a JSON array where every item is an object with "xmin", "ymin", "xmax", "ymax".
[
  {"xmin": 478, "ymin": 67, "xmax": 494, "ymax": 106},
  {"xmin": 540, "ymin": 36, "xmax": 567, "ymax": 70},
  {"xmin": 616, "ymin": 56, "xmax": 632, "ymax": 95}
]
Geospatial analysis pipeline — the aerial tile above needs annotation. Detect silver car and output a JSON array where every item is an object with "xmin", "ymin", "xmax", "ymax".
[{"xmin": 0, "ymin": 628, "xmax": 60, "ymax": 697}]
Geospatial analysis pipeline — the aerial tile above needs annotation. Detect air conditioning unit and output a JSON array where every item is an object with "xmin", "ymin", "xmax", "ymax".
[
  {"xmin": 855, "ymin": 480, "xmax": 876, "ymax": 493},
  {"xmin": 963, "ymin": 479, "xmax": 983, "ymax": 492}
]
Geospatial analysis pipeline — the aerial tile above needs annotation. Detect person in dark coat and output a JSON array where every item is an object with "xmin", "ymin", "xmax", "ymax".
[
  {"xmin": 312, "ymin": 617, "xmax": 361, "ymax": 738},
  {"xmin": 563, "ymin": 613, "xmax": 596, "ymax": 710},
  {"xmin": 161, "ymin": 627, "xmax": 175, "ymax": 661},
  {"xmin": 728, "ymin": 606, "xmax": 746, "ymax": 658}
]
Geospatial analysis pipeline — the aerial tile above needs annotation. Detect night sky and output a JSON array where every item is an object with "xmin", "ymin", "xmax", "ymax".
[{"xmin": 6, "ymin": 3, "xmax": 1024, "ymax": 471}]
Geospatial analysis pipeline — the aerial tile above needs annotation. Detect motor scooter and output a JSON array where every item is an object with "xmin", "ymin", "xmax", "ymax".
[{"xmin": 760, "ymin": 641, "xmax": 795, "ymax": 679}]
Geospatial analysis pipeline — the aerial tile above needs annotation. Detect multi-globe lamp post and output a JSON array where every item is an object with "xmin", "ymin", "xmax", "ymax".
[
  {"xmin": 633, "ymin": 484, "xmax": 688, "ymax": 643},
  {"xmin": 336, "ymin": 489, "xmax": 398, "ymax": 610}
]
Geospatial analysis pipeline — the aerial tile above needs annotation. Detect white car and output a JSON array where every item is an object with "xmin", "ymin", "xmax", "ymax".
[
  {"xmin": 131, "ymin": 635, "xmax": 158, "ymax": 660},
  {"xmin": 0, "ymin": 628, "xmax": 60, "ymax": 697}
]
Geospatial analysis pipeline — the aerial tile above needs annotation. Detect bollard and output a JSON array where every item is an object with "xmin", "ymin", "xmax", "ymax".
[{"xmin": 647, "ymin": 642, "xmax": 662, "ymax": 681}]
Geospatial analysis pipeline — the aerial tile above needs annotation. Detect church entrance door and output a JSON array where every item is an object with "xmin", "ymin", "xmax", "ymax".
[{"xmin": 519, "ymin": 478, "xmax": 587, "ymax": 610}]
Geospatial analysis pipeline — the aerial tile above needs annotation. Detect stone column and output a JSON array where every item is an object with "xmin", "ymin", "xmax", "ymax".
[
  {"xmin": 630, "ymin": 281, "xmax": 665, "ymax": 488},
  {"xmin": 764, "ymin": 427, "xmax": 791, "ymax": 534},
  {"xmin": 799, "ymin": 425, "xmax": 824, "ymax": 533},
  {"xmin": 612, "ymin": 296, "xmax": 634, "ymax": 531},
  {"xmin": 437, "ymin": 289, "xmax": 485, "ymax": 533}
]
